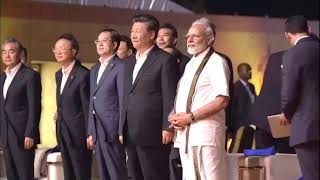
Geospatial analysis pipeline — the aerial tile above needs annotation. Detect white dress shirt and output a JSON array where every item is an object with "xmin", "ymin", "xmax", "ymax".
[
  {"xmin": 60, "ymin": 60, "xmax": 75, "ymax": 94},
  {"xmin": 174, "ymin": 48, "xmax": 230, "ymax": 148},
  {"xmin": 294, "ymin": 35, "xmax": 309, "ymax": 46},
  {"xmin": 3, "ymin": 62, "xmax": 22, "ymax": 99},
  {"xmin": 132, "ymin": 45, "xmax": 154, "ymax": 84},
  {"xmin": 97, "ymin": 54, "xmax": 115, "ymax": 84},
  {"xmin": 240, "ymin": 79, "xmax": 255, "ymax": 104}
]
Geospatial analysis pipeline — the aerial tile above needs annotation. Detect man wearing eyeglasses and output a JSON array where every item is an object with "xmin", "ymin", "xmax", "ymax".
[
  {"xmin": 53, "ymin": 33, "xmax": 92, "ymax": 180},
  {"xmin": 87, "ymin": 28, "xmax": 127, "ymax": 180},
  {"xmin": 0, "ymin": 37, "xmax": 42, "ymax": 180},
  {"xmin": 169, "ymin": 17, "xmax": 230, "ymax": 180}
]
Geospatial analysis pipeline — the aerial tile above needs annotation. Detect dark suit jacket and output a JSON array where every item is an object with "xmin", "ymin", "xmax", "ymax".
[
  {"xmin": 216, "ymin": 52, "xmax": 234, "ymax": 132},
  {"xmin": 120, "ymin": 46, "xmax": 179, "ymax": 146},
  {"xmin": 88, "ymin": 56, "xmax": 124, "ymax": 143},
  {"xmin": 251, "ymin": 51, "xmax": 285, "ymax": 132},
  {"xmin": 230, "ymin": 80, "xmax": 256, "ymax": 132},
  {"xmin": 0, "ymin": 64, "xmax": 41, "ymax": 147},
  {"xmin": 56, "ymin": 60, "xmax": 90, "ymax": 149},
  {"xmin": 281, "ymin": 37, "xmax": 319, "ymax": 146},
  {"xmin": 174, "ymin": 49, "xmax": 190, "ymax": 77}
]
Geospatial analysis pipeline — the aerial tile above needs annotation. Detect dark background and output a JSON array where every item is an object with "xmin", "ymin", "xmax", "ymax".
[{"xmin": 173, "ymin": 0, "xmax": 319, "ymax": 20}]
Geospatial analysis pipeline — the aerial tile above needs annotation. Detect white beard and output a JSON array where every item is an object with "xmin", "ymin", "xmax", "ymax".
[{"xmin": 187, "ymin": 43, "xmax": 208, "ymax": 55}]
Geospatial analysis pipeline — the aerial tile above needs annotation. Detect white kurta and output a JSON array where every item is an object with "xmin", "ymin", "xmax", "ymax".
[{"xmin": 174, "ymin": 47, "xmax": 230, "ymax": 180}]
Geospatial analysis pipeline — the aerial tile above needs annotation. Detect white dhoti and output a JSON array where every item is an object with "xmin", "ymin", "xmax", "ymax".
[{"xmin": 179, "ymin": 146, "xmax": 226, "ymax": 180}]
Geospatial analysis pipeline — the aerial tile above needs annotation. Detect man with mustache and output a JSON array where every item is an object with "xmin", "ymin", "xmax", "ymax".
[{"xmin": 170, "ymin": 17, "xmax": 230, "ymax": 180}]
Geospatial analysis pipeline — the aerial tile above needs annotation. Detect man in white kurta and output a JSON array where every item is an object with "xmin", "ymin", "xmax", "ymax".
[{"xmin": 170, "ymin": 17, "xmax": 230, "ymax": 180}]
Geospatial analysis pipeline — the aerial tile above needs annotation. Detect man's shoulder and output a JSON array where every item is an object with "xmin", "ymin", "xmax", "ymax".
[
  {"xmin": 270, "ymin": 50, "xmax": 286, "ymax": 60},
  {"xmin": 234, "ymin": 80, "xmax": 242, "ymax": 87},
  {"xmin": 75, "ymin": 62, "xmax": 90, "ymax": 73},
  {"xmin": 23, "ymin": 65, "xmax": 40, "ymax": 78}
]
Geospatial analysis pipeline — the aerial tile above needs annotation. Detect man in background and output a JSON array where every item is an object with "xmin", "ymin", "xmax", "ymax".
[
  {"xmin": 229, "ymin": 63, "xmax": 256, "ymax": 152},
  {"xmin": 117, "ymin": 35, "xmax": 135, "ymax": 60},
  {"xmin": 156, "ymin": 23, "xmax": 190, "ymax": 77},
  {"xmin": 156, "ymin": 22, "xmax": 190, "ymax": 180}
]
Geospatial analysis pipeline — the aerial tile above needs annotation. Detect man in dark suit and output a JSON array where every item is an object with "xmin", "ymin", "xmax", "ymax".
[
  {"xmin": 156, "ymin": 22, "xmax": 189, "ymax": 180},
  {"xmin": 229, "ymin": 63, "xmax": 256, "ymax": 152},
  {"xmin": 0, "ymin": 37, "xmax": 42, "ymax": 180},
  {"xmin": 280, "ymin": 15, "xmax": 319, "ymax": 180},
  {"xmin": 119, "ymin": 14, "xmax": 179, "ymax": 180},
  {"xmin": 117, "ymin": 35, "xmax": 136, "ymax": 60},
  {"xmin": 252, "ymin": 50, "xmax": 295, "ymax": 153},
  {"xmin": 156, "ymin": 23, "xmax": 190, "ymax": 78},
  {"xmin": 215, "ymin": 52, "xmax": 234, "ymax": 150},
  {"xmin": 54, "ymin": 33, "xmax": 92, "ymax": 180},
  {"xmin": 87, "ymin": 28, "xmax": 127, "ymax": 180}
]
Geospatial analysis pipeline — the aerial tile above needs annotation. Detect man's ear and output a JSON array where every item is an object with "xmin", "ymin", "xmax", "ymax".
[
  {"xmin": 113, "ymin": 41, "xmax": 118, "ymax": 51},
  {"xmin": 72, "ymin": 49, "xmax": 77, "ymax": 56},
  {"xmin": 150, "ymin": 31, "xmax": 156, "ymax": 41},
  {"xmin": 208, "ymin": 36, "xmax": 215, "ymax": 46},
  {"xmin": 173, "ymin": 38, "xmax": 178, "ymax": 46},
  {"xmin": 128, "ymin": 49, "xmax": 133, "ymax": 56}
]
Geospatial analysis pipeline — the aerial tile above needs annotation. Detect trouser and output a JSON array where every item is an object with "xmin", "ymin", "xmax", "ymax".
[{"xmin": 179, "ymin": 145, "xmax": 226, "ymax": 180}]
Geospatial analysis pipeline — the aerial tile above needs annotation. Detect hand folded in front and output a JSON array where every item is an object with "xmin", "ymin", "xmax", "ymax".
[{"xmin": 168, "ymin": 112, "xmax": 192, "ymax": 130}]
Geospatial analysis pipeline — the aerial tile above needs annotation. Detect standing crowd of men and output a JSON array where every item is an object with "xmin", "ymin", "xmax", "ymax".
[{"xmin": 0, "ymin": 14, "xmax": 318, "ymax": 180}]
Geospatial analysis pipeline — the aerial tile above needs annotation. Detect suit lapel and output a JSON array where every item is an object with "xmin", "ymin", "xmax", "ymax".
[
  {"xmin": 5, "ymin": 64, "xmax": 25, "ymax": 103},
  {"xmin": 131, "ymin": 47, "xmax": 158, "ymax": 92},
  {"xmin": 95, "ymin": 56, "xmax": 118, "ymax": 93},
  {"xmin": 56, "ymin": 70, "xmax": 62, "ymax": 106},
  {"xmin": 0, "ymin": 73, "xmax": 6, "ymax": 102}
]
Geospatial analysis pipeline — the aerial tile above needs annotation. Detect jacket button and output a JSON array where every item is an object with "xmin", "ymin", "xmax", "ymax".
[{"xmin": 93, "ymin": 96, "xmax": 96, "ymax": 100}]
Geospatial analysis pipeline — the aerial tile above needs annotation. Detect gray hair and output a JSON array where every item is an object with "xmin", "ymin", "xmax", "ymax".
[
  {"xmin": 2, "ymin": 37, "xmax": 24, "ymax": 53},
  {"xmin": 192, "ymin": 17, "xmax": 215, "ymax": 37}
]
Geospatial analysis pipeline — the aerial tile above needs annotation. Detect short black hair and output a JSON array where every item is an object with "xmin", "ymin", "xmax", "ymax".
[
  {"xmin": 98, "ymin": 27, "xmax": 121, "ymax": 52},
  {"xmin": 132, "ymin": 14, "xmax": 159, "ymax": 39},
  {"xmin": 160, "ymin": 23, "xmax": 178, "ymax": 38},
  {"xmin": 2, "ymin": 37, "xmax": 24, "ymax": 53},
  {"xmin": 21, "ymin": 46, "xmax": 27, "ymax": 59},
  {"xmin": 309, "ymin": 32, "xmax": 319, "ymax": 41},
  {"xmin": 237, "ymin": 63, "xmax": 251, "ymax": 73},
  {"xmin": 120, "ymin": 35, "xmax": 135, "ymax": 53},
  {"xmin": 55, "ymin": 33, "xmax": 80, "ymax": 55},
  {"xmin": 285, "ymin": 15, "xmax": 308, "ymax": 34}
]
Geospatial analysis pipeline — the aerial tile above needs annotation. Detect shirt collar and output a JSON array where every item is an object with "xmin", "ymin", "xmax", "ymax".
[
  {"xmin": 62, "ymin": 60, "xmax": 75, "ymax": 75},
  {"xmin": 239, "ymin": 79, "xmax": 248, "ymax": 86},
  {"xmin": 294, "ymin": 35, "xmax": 309, "ymax": 46},
  {"xmin": 5, "ymin": 62, "xmax": 22, "ymax": 76},
  {"xmin": 136, "ymin": 45, "xmax": 154, "ymax": 60},
  {"xmin": 99, "ymin": 54, "xmax": 115, "ymax": 66}
]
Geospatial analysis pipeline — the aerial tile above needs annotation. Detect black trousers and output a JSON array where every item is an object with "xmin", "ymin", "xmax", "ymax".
[
  {"xmin": 294, "ymin": 141, "xmax": 319, "ymax": 180},
  {"xmin": 169, "ymin": 146, "xmax": 182, "ymax": 180},
  {"xmin": 255, "ymin": 127, "xmax": 295, "ymax": 153},
  {"xmin": 3, "ymin": 126, "xmax": 34, "ymax": 180},
  {"xmin": 126, "ymin": 144, "xmax": 171, "ymax": 180},
  {"xmin": 95, "ymin": 134, "xmax": 127, "ymax": 180},
  {"xmin": 59, "ymin": 130, "xmax": 92, "ymax": 180}
]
